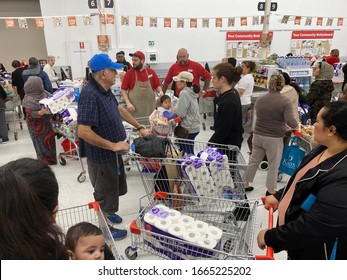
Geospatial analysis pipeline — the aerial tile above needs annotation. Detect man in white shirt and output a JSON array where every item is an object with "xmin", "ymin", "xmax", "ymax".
[{"xmin": 43, "ymin": 55, "xmax": 59, "ymax": 91}]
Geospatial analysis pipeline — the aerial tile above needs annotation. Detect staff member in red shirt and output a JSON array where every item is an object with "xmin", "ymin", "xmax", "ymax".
[
  {"xmin": 162, "ymin": 48, "xmax": 211, "ymax": 97},
  {"xmin": 121, "ymin": 51, "xmax": 163, "ymax": 123}
]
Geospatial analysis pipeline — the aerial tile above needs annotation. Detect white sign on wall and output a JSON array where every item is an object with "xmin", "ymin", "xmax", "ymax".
[{"xmin": 67, "ymin": 41, "xmax": 93, "ymax": 80}]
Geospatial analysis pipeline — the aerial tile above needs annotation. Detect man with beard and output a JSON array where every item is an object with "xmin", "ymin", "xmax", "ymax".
[
  {"xmin": 162, "ymin": 48, "xmax": 211, "ymax": 97},
  {"xmin": 121, "ymin": 51, "xmax": 163, "ymax": 123}
]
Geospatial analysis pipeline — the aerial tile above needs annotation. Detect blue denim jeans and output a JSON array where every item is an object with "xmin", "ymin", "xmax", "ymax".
[{"xmin": 180, "ymin": 132, "xmax": 199, "ymax": 155}]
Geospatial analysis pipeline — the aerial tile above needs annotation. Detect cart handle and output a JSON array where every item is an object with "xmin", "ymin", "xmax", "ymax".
[
  {"xmin": 88, "ymin": 201, "xmax": 100, "ymax": 212},
  {"xmin": 130, "ymin": 220, "xmax": 141, "ymax": 235},
  {"xmin": 154, "ymin": 191, "xmax": 167, "ymax": 200},
  {"xmin": 291, "ymin": 129, "xmax": 302, "ymax": 138},
  {"xmin": 255, "ymin": 196, "xmax": 275, "ymax": 260}
]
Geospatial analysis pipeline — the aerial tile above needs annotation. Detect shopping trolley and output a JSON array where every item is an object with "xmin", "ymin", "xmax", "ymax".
[
  {"xmin": 52, "ymin": 120, "xmax": 86, "ymax": 183},
  {"xmin": 131, "ymin": 137, "xmax": 248, "ymax": 199},
  {"xmin": 199, "ymin": 89, "xmax": 216, "ymax": 130},
  {"xmin": 56, "ymin": 201, "xmax": 123, "ymax": 260},
  {"xmin": 5, "ymin": 95, "xmax": 23, "ymax": 140},
  {"xmin": 125, "ymin": 192, "xmax": 258, "ymax": 260}
]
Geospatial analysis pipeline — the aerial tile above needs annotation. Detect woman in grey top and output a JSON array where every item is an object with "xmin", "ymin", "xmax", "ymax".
[
  {"xmin": 174, "ymin": 71, "xmax": 201, "ymax": 155},
  {"xmin": 244, "ymin": 73, "xmax": 299, "ymax": 195}
]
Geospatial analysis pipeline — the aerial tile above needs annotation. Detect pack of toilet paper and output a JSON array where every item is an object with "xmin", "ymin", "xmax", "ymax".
[
  {"xmin": 179, "ymin": 155, "xmax": 217, "ymax": 198},
  {"xmin": 143, "ymin": 204, "xmax": 222, "ymax": 259},
  {"xmin": 178, "ymin": 147, "xmax": 234, "ymax": 198},
  {"xmin": 39, "ymin": 87, "xmax": 75, "ymax": 114},
  {"xmin": 60, "ymin": 107, "xmax": 78, "ymax": 125}
]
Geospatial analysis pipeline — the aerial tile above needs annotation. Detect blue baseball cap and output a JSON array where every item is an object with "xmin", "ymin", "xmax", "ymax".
[{"xmin": 90, "ymin": 53, "xmax": 123, "ymax": 72}]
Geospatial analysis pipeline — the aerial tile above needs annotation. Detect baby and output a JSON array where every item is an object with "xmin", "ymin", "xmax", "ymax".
[
  {"xmin": 65, "ymin": 222, "xmax": 105, "ymax": 260},
  {"xmin": 157, "ymin": 95, "xmax": 178, "ymax": 121}
]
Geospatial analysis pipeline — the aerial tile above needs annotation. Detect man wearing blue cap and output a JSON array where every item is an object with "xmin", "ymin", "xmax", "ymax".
[{"xmin": 78, "ymin": 53, "xmax": 148, "ymax": 240}]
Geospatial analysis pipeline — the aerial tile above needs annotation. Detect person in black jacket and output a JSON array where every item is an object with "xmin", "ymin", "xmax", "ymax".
[
  {"xmin": 209, "ymin": 63, "xmax": 243, "ymax": 151},
  {"xmin": 0, "ymin": 84, "xmax": 9, "ymax": 143},
  {"xmin": 257, "ymin": 101, "xmax": 347, "ymax": 260}
]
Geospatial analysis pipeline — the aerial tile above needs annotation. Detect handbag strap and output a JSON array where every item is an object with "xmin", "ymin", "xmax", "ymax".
[{"xmin": 185, "ymin": 112, "xmax": 198, "ymax": 133}]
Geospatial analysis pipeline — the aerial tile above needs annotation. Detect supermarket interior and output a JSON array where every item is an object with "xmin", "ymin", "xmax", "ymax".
[{"xmin": 1, "ymin": 0, "xmax": 347, "ymax": 262}]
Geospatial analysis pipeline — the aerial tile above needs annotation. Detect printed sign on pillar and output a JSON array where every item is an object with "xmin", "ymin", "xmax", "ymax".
[
  {"xmin": 5, "ymin": 18, "xmax": 15, "ymax": 28},
  {"xmin": 97, "ymin": 35, "xmax": 110, "ymax": 51},
  {"xmin": 35, "ymin": 18, "xmax": 45, "ymax": 29}
]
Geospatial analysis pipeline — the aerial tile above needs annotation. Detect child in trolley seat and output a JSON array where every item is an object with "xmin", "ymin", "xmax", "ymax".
[
  {"xmin": 65, "ymin": 222, "xmax": 108, "ymax": 260},
  {"xmin": 157, "ymin": 95, "xmax": 180, "ymax": 122}
]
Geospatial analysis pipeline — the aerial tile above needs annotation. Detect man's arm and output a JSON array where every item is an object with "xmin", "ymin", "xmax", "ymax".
[
  {"xmin": 78, "ymin": 124, "xmax": 129, "ymax": 152},
  {"xmin": 202, "ymin": 79, "xmax": 211, "ymax": 92},
  {"xmin": 162, "ymin": 83, "xmax": 169, "ymax": 93},
  {"xmin": 118, "ymin": 105, "xmax": 149, "ymax": 136}
]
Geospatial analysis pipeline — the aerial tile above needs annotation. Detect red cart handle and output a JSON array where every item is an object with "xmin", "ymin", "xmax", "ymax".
[{"xmin": 255, "ymin": 196, "xmax": 275, "ymax": 260}]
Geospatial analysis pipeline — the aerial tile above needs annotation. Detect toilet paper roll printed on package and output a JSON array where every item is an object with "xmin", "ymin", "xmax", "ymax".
[
  {"xmin": 205, "ymin": 226, "xmax": 223, "ymax": 240},
  {"xmin": 154, "ymin": 218, "xmax": 172, "ymax": 232},
  {"xmin": 177, "ymin": 215, "xmax": 195, "ymax": 228},
  {"xmin": 183, "ymin": 230, "xmax": 201, "ymax": 243},
  {"xmin": 197, "ymin": 234, "xmax": 218, "ymax": 250},
  {"xmin": 166, "ymin": 209, "xmax": 181, "ymax": 223},
  {"xmin": 144, "ymin": 213, "xmax": 157, "ymax": 226},
  {"xmin": 168, "ymin": 224, "xmax": 186, "ymax": 239},
  {"xmin": 190, "ymin": 220, "xmax": 209, "ymax": 233}
]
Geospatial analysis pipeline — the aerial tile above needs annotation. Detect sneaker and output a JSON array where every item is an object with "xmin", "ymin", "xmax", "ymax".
[
  {"xmin": 1, "ymin": 138, "xmax": 9, "ymax": 144},
  {"xmin": 244, "ymin": 186, "xmax": 254, "ymax": 192},
  {"xmin": 109, "ymin": 226, "xmax": 127, "ymax": 241},
  {"xmin": 107, "ymin": 213, "xmax": 123, "ymax": 224}
]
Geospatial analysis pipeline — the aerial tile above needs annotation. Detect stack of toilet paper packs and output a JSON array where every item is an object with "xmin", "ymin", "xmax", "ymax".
[
  {"xmin": 144, "ymin": 204, "xmax": 223, "ymax": 259},
  {"xmin": 179, "ymin": 147, "xmax": 234, "ymax": 198},
  {"xmin": 39, "ymin": 87, "xmax": 75, "ymax": 114}
]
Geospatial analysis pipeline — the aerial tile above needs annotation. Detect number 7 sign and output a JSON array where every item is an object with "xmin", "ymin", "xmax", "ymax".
[{"xmin": 104, "ymin": 0, "xmax": 114, "ymax": 8}]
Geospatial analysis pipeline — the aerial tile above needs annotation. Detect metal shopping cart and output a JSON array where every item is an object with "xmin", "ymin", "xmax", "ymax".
[
  {"xmin": 131, "ymin": 137, "xmax": 247, "ymax": 199},
  {"xmin": 5, "ymin": 95, "xmax": 23, "ymax": 140},
  {"xmin": 125, "ymin": 192, "xmax": 258, "ymax": 260},
  {"xmin": 52, "ymin": 120, "xmax": 86, "ymax": 183},
  {"xmin": 199, "ymin": 89, "xmax": 216, "ymax": 130},
  {"xmin": 56, "ymin": 201, "xmax": 123, "ymax": 260}
]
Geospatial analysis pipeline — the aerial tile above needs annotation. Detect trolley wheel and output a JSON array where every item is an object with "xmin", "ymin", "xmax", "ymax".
[
  {"xmin": 59, "ymin": 157, "xmax": 66, "ymax": 166},
  {"xmin": 20, "ymin": 123, "xmax": 23, "ymax": 130},
  {"xmin": 277, "ymin": 172, "xmax": 283, "ymax": 182},
  {"xmin": 126, "ymin": 167, "xmax": 131, "ymax": 172},
  {"xmin": 77, "ymin": 173, "xmax": 86, "ymax": 183},
  {"xmin": 202, "ymin": 123, "xmax": 206, "ymax": 130},
  {"xmin": 125, "ymin": 246, "xmax": 138, "ymax": 260},
  {"xmin": 203, "ymin": 113, "xmax": 207, "ymax": 119},
  {"xmin": 259, "ymin": 161, "xmax": 268, "ymax": 171},
  {"xmin": 14, "ymin": 132, "xmax": 18, "ymax": 140}
]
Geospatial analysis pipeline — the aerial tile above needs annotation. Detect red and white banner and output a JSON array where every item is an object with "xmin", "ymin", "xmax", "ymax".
[
  {"xmin": 291, "ymin": 30, "xmax": 334, "ymax": 40},
  {"xmin": 226, "ymin": 31, "xmax": 273, "ymax": 41}
]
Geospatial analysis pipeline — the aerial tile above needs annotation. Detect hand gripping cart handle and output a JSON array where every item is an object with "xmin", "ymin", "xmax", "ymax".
[{"xmin": 255, "ymin": 196, "xmax": 275, "ymax": 260}]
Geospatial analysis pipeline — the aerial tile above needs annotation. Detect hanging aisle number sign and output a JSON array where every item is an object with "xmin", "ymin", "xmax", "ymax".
[
  {"xmin": 104, "ymin": 0, "xmax": 114, "ymax": 8},
  {"xmin": 257, "ymin": 2, "xmax": 278, "ymax": 11},
  {"xmin": 88, "ymin": 0, "xmax": 98, "ymax": 9}
]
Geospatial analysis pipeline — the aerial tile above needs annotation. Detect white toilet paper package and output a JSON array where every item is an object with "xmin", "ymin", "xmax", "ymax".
[
  {"xmin": 39, "ymin": 87, "xmax": 75, "ymax": 114},
  {"xmin": 178, "ymin": 155, "xmax": 217, "ymax": 198},
  {"xmin": 143, "ymin": 205, "xmax": 222, "ymax": 259},
  {"xmin": 179, "ymin": 148, "xmax": 234, "ymax": 198}
]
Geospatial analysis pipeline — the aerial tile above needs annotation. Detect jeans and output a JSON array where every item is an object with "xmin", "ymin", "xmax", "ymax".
[{"xmin": 180, "ymin": 132, "xmax": 199, "ymax": 155}]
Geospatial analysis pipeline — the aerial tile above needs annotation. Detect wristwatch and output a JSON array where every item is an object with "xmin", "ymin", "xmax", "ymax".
[{"xmin": 136, "ymin": 126, "xmax": 145, "ymax": 131}]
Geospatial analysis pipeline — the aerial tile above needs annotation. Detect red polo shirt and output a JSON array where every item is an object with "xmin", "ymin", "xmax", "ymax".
[
  {"xmin": 164, "ymin": 60, "xmax": 212, "ymax": 95},
  {"xmin": 121, "ymin": 68, "xmax": 161, "ymax": 91}
]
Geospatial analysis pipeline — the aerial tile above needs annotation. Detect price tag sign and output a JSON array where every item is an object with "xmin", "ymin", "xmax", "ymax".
[
  {"xmin": 88, "ymin": 0, "xmax": 98, "ymax": 9},
  {"xmin": 104, "ymin": 0, "xmax": 114, "ymax": 8}
]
